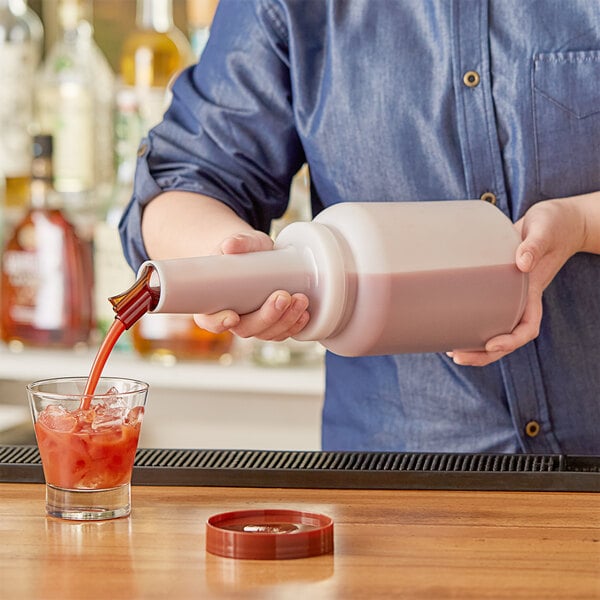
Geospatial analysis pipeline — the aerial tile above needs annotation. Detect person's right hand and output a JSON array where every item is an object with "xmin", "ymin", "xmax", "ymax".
[{"xmin": 192, "ymin": 231, "xmax": 311, "ymax": 342}]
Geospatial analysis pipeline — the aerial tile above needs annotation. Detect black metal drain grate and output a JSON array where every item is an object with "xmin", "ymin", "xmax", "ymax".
[{"xmin": 1, "ymin": 445, "xmax": 598, "ymax": 491}]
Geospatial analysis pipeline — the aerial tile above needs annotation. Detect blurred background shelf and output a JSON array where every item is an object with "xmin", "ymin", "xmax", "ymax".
[
  {"xmin": 0, "ymin": 343, "xmax": 325, "ymax": 395},
  {"xmin": 0, "ymin": 344, "xmax": 326, "ymax": 451}
]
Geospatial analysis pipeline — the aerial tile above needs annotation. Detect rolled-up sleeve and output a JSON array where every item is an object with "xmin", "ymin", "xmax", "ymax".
[{"xmin": 119, "ymin": 0, "xmax": 305, "ymax": 271}]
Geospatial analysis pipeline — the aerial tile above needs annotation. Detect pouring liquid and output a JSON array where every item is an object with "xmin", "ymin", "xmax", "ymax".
[{"xmin": 81, "ymin": 266, "xmax": 158, "ymax": 407}]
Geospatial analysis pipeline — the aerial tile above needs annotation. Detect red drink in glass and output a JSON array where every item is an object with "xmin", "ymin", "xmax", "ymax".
[
  {"xmin": 35, "ymin": 402, "xmax": 143, "ymax": 490},
  {"xmin": 28, "ymin": 377, "xmax": 148, "ymax": 520}
]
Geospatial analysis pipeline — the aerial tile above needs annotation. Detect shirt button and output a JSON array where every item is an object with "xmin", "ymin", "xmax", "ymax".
[
  {"xmin": 137, "ymin": 143, "xmax": 148, "ymax": 157},
  {"xmin": 525, "ymin": 420, "xmax": 541, "ymax": 438},
  {"xmin": 463, "ymin": 70, "xmax": 480, "ymax": 88},
  {"xmin": 480, "ymin": 192, "xmax": 497, "ymax": 205}
]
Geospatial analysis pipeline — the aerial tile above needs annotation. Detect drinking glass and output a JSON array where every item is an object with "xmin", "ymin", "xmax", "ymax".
[{"xmin": 27, "ymin": 376, "xmax": 148, "ymax": 520}]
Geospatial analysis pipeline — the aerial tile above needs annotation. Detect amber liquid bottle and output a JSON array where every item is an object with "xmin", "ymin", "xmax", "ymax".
[
  {"xmin": 0, "ymin": 135, "xmax": 93, "ymax": 348},
  {"xmin": 118, "ymin": 0, "xmax": 232, "ymax": 363},
  {"xmin": 119, "ymin": 0, "xmax": 196, "ymax": 132}
]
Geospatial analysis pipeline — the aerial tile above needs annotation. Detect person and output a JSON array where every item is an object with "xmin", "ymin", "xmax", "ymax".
[{"xmin": 120, "ymin": 0, "xmax": 600, "ymax": 454}]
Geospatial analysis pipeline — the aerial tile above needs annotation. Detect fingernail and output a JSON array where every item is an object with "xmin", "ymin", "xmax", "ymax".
[
  {"xmin": 222, "ymin": 315, "xmax": 237, "ymax": 328},
  {"xmin": 519, "ymin": 250, "xmax": 534, "ymax": 271},
  {"xmin": 275, "ymin": 294, "xmax": 289, "ymax": 311}
]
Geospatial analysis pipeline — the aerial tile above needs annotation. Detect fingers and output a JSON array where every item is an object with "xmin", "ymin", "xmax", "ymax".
[
  {"xmin": 193, "ymin": 291, "xmax": 310, "ymax": 341},
  {"xmin": 516, "ymin": 247, "xmax": 535, "ymax": 272},
  {"xmin": 196, "ymin": 232, "xmax": 307, "ymax": 342},
  {"xmin": 515, "ymin": 198, "xmax": 584, "ymax": 275},
  {"xmin": 515, "ymin": 219, "xmax": 550, "ymax": 274},
  {"xmin": 218, "ymin": 231, "xmax": 274, "ymax": 255},
  {"xmin": 231, "ymin": 291, "xmax": 310, "ymax": 341},
  {"xmin": 447, "ymin": 292, "xmax": 543, "ymax": 367},
  {"xmin": 193, "ymin": 310, "xmax": 240, "ymax": 334}
]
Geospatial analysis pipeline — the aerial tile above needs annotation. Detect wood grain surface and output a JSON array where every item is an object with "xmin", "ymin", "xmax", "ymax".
[{"xmin": 1, "ymin": 483, "xmax": 598, "ymax": 599}]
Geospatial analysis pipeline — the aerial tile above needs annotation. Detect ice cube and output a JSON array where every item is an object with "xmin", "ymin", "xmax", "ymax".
[
  {"xmin": 91, "ymin": 405, "xmax": 126, "ymax": 431},
  {"xmin": 101, "ymin": 386, "xmax": 127, "ymax": 410},
  {"xmin": 75, "ymin": 408, "xmax": 96, "ymax": 432},
  {"xmin": 125, "ymin": 405, "xmax": 145, "ymax": 427},
  {"xmin": 39, "ymin": 405, "xmax": 77, "ymax": 432}
]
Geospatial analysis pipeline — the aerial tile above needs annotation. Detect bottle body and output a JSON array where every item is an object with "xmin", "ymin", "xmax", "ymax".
[
  {"xmin": 1, "ymin": 208, "xmax": 93, "ymax": 347},
  {"xmin": 139, "ymin": 201, "xmax": 528, "ymax": 357},
  {"xmin": 34, "ymin": 0, "xmax": 114, "ymax": 237},
  {"xmin": 1, "ymin": 135, "xmax": 93, "ymax": 348},
  {"xmin": 306, "ymin": 201, "xmax": 527, "ymax": 355},
  {"xmin": 0, "ymin": 0, "xmax": 43, "ymax": 226}
]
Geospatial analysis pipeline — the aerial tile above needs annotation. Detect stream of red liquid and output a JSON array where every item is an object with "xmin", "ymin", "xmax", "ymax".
[
  {"xmin": 81, "ymin": 265, "xmax": 159, "ymax": 409},
  {"xmin": 81, "ymin": 319, "xmax": 127, "ymax": 409}
]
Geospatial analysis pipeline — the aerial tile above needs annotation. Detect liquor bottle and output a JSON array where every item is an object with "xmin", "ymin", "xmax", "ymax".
[
  {"xmin": 119, "ymin": 0, "xmax": 196, "ymax": 134},
  {"xmin": 0, "ymin": 0, "xmax": 43, "ymax": 230},
  {"xmin": 34, "ymin": 0, "xmax": 114, "ymax": 241},
  {"xmin": 1, "ymin": 135, "xmax": 93, "ymax": 349},
  {"xmin": 186, "ymin": 0, "xmax": 219, "ymax": 58},
  {"xmin": 116, "ymin": 0, "xmax": 232, "ymax": 363}
]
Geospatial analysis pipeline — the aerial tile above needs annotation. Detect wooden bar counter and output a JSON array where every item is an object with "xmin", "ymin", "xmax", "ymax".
[{"xmin": 1, "ymin": 483, "xmax": 598, "ymax": 599}]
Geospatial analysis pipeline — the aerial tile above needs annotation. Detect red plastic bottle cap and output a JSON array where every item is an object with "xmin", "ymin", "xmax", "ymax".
[{"xmin": 206, "ymin": 509, "xmax": 334, "ymax": 560}]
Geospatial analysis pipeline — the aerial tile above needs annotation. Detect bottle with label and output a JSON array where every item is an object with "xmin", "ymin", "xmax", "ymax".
[
  {"xmin": 186, "ymin": 0, "xmax": 219, "ymax": 58},
  {"xmin": 1, "ymin": 135, "xmax": 93, "ymax": 349},
  {"xmin": 34, "ymin": 0, "xmax": 114, "ymax": 241},
  {"xmin": 117, "ymin": 0, "xmax": 232, "ymax": 363},
  {"xmin": 133, "ymin": 201, "xmax": 529, "ymax": 357},
  {"xmin": 0, "ymin": 0, "xmax": 43, "ymax": 230}
]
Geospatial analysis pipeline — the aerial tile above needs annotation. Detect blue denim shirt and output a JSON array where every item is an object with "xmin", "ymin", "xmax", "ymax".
[{"xmin": 121, "ymin": 0, "xmax": 600, "ymax": 454}]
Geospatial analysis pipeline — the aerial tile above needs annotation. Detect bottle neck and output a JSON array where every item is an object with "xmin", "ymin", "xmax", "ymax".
[
  {"xmin": 29, "ymin": 136, "xmax": 59, "ymax": 210},
  {"xmin": 137, "ymin": 220, "xmax": 349, "ymax": 343},
  {"xmin": 30, "ymin": 157, "xmax": 54, "ymax": 209},
  {"xmin": 57, "ymin": 0, "xmax": 92, "ymax": 38},
  {"xmin": 186, "ymin": 0, "xmax": 218, "ymax": 29},
  {"xmin": 136, "ymin": 0, "xmax": 174, "ymax": 33}
]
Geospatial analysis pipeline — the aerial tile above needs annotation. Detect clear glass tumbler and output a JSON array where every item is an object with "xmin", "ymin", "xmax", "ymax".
[{"xmin": 27, "ymin": 376, "xmax": 148, "ymax": 520}]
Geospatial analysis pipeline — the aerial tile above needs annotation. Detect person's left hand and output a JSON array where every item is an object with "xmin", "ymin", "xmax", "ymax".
[{"xmin": 447, "ymin": 198, "xmax": 586, "ymax": 366}]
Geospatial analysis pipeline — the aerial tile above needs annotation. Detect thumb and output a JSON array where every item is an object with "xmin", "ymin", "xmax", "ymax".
[
  {"xmin": 514, "ymin": 219, "xmax": 550, "ymax": 274},
  {"xmin": 219, "ymin": 231, "xmax": 274, "ymax": 255},
  {"xmin": 516, "ymin": 243, "xmax": 536, "ymax": 273}
]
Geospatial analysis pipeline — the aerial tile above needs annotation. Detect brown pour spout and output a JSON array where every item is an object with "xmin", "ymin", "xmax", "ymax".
[{"xmin": 108, "ymin": 264, "xmax": 160, "ymax": 329}]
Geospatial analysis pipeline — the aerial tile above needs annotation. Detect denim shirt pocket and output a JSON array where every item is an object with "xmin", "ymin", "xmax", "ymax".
[{"xmin": 532, "ymin": 51, "xmax": 600, "ymax": 199}]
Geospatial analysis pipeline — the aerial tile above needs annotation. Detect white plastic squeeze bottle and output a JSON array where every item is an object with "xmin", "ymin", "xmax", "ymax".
[{"xmin": 135, "ymin": 201, "xmax": 528, "ymax": 357}]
